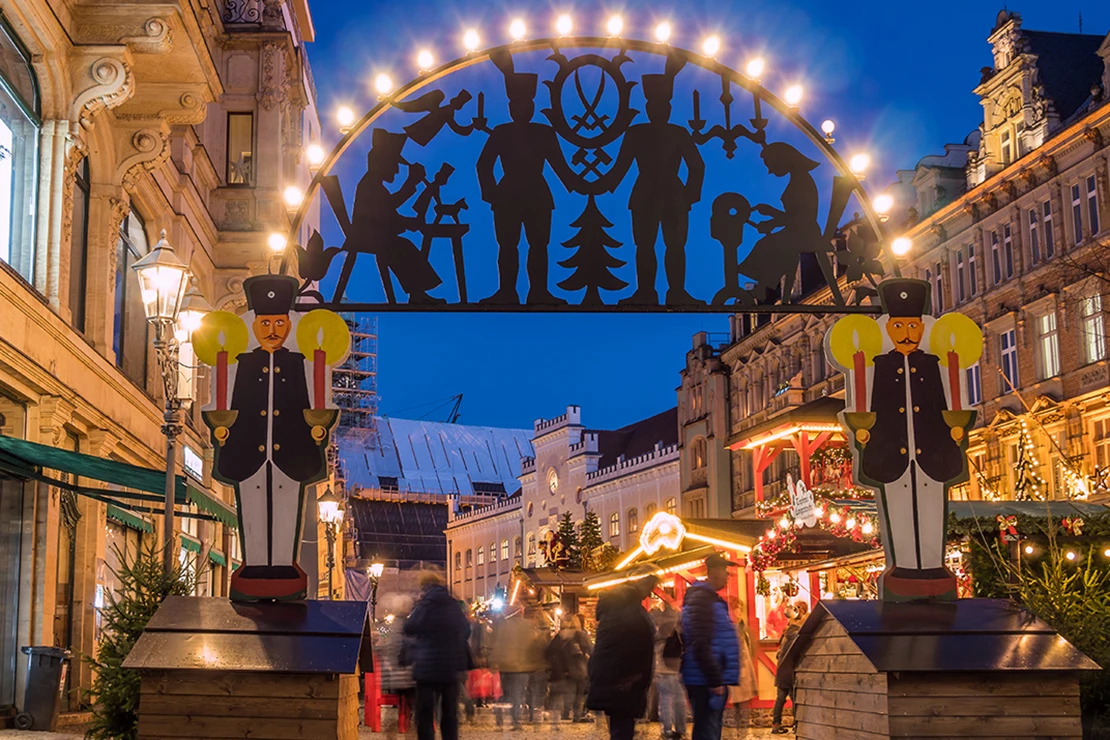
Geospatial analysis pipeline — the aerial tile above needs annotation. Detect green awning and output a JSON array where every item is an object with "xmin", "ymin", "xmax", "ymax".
[
  {"xmin": 180, "ymin": 534, "xmax": 202, "ymax": 553},
  {"xmin": 106, "ymin": 504, "xmax": 154, "ymax": 533},
  {"xmin": 232, "ymin": 561, "xmax": 241, "ymax": 572},
  {"xmin": 208, "ymin": 549, "xmax": 227, "ymax": 567},
  {"xmin": 0, "ymin": 434, "xmax": 188, "ymax": 505},
  {"xmin": 187, "ymin": 486, "xmax": 238, "ymax": 529}
]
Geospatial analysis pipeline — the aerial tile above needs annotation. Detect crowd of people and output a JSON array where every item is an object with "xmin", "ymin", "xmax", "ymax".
[{"xmin": 379, "ymin": 557, "xmax": 812, "ymax": 740}]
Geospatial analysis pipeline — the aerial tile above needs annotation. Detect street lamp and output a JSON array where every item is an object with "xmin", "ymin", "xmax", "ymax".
[
  {"xmin": 132, "ymin": 230, "xmax": 205, "ymax": 575},
  {"xmin": 319, "ymin": 487, "xmax": 344, "ymax": 599},
  {"xmin": 368, "ymin": 561, "xmax": 384, "ymax": 622}
]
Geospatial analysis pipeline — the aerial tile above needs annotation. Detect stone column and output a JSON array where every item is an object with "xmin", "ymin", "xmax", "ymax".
[{"xmin": 34, "ymin": 121, "xmax": 78, "ymax": 311}]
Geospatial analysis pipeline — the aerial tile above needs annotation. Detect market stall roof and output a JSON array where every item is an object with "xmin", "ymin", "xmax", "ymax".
[
  {"xmin": 781, "ymin": 599, "xmax": 1100, "ymax": 675},
  {"xmin": 949, "ymin": 500, "xmax": 1110, "ymax": 519},
  {"xmin": 340, "ymin": 417, "xmax": 534, "ymax": 498},
  {"xmin": 726, "ymin": 397, "xmax": 845, "ymax": 450}
]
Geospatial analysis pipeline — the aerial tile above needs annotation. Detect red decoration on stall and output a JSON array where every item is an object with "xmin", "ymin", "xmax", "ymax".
[
  {"xmin": 997, "ymin": 514, "xmax": 1019, "ymax": 543},
  {"xmin": 1061, "ymin": 517, "xmax": 1084, "ymax": 536}
]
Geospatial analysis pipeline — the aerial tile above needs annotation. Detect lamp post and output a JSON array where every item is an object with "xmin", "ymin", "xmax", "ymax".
[
  {"xmin": 319, "ymin": 487, "xmax": 344, "ymax": 599},
  {"xmin": 368, "ymin": 561, "xmax": 384, "ymax": 623},
  {"xmin": 132, "ymin": 230, "xmax": 209, "ymax": 575}
]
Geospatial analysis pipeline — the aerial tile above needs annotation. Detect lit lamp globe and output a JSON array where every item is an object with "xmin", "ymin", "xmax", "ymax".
[
  {"xmin": 318, "ymin": 487, "xmax": 341, "ymax": 524},
  {"xmin": 132, "ymin": 230, "xmax": 189, "ymax": 323},
  {"xmin": 891, "ymin": 236, "xmax": 913, "ymax": 256},
  {"xmin": 873, "ymin": 193, "xmax": 894, "ymax": 215},
  {"xmin": 305, "ymin": 143, "xmax": 326, "ymax": 170},
  {"xmin": 175, "ymin": 278, "xmax": 213, "ymax": 341},
  {"xmin": 368, "ymin": 561, "xmax": 385, "ymax": 579},
  {"xmin": 283, "ymin": 185, "xmax": 304, "ymax": 210},
  {"xmin": 267, "ymin": 233, "xmax": 287, "ymax": 254}
]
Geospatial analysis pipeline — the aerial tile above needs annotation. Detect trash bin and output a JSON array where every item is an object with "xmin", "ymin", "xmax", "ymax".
[{"xmin": 15, "ymin": 646, "xmax": 71, "ymax": 731}]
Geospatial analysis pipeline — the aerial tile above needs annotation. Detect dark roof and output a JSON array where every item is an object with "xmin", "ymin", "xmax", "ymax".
[
  {"xmin": 1025, "ymin": 30, "xmax": 1105, "ymax": 122},
  {"xmin": 727, "ymin": 396, "xmax": 845, "ymax": 448},
  {"xmin": 783, "ymin": 599, "xmax": 1099, "ymax": 675},
  {"xmin": 950, "ymin": 500, "xmax": 1110, "ymax": 519},
  {"xmin": 349, "ymin": 499, "xmax": 448, "ymax": 564},
  {"xmin": 123, "ymin": 596, "xmax": 370, "ymax": 674},
  {"xmin": 596, "ymin": 407, "xmax": 679, "ymax": 468}
]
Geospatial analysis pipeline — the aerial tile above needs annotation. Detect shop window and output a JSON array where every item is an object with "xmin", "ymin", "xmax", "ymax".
[
  {"xmin": 69, "ymin": 158, "xmax": 90, "ymax": 331},
  {"xmin": 227, "ymin": 112, "xmax": 254, "ymax": 185},
  {"xmin": 1072, "ymin": 184, "xmax": 1083, "ymax": 245},
  {"xmin": 1000, "ymin": 329, "xmax": 1018, "ymax": 392},
  {"xmin": 1082, "ymin": 293, "xmax": 1106, "ymax": 365},
  {"xmin": 665, "ymin": 497, "xmax": 677, "ymax": 515},
  {"xmin": 113, "ymin": 211, "xmax": 150, "ymax": 386},
  {"xmin": 1036, "ymin": 312, "xmax": 1060, "ymax": 380},
  {"xmin": 0, "ymin": 17, "xmax": 40, "ymax": 285},
  {"xmin": 608, "ymin": 512, "xmax": 620, "ymax": 538},
  {"xmin": 1087, "ymin": 175, "xmax": 1100, "ymax": 235}
]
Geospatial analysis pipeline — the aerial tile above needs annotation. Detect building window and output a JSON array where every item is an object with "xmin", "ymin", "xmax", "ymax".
[
  {"xmin": 691, "ymin": 438, "xmax": 707, "ymax": 469},
  {"xmin": 514, "ymin": 536, "xmax": 522, "ymax": 558},
  {"xmin": 1087, "ymin": 175, "xmax": 1100, "ymax": 236},
  {"xmin": 454, "ymin": 552, "xmax": 461, "ymax": 571},
  {"xmin": 465, "ymin": 549, "xmax": 472, "ymax": 567},
  {"xmin": 967, "ymin": 244, "xmax": 978, "ymax": 296},
  {"xmin": 932, "ymin": 261, "xmax": 943, "ymax": 314},
  {"xmin": 1094, "ymin": 419, "xmax": 1110, "ymax": 470},
  {"xmin": 645, "ymin": 502, "xmax": 657, "ymax": 520},
  {"xmin": 966, "ymin": 363, "xmax": 982, "ymax": 406},
  {"xmin": 665, "ymin": 497, "xmax": 677, "ymax": 515},
  {"xmin": 1072, "ymin": 184, "xmax": 1083, "ymax": 245},
  {"xmin": 1000, "ymin": 328, "xmax": 1018, "ymax": 392},
  {"xmin": 489, "ymin": 541, "xmax": 497, "ymax": 563},
  {"xmin": 69, "ymin": 158, "xmax": 90, "ymax": 332},
  {"xmin": 990, "ymin": 230, "xmax": 1002, "ymax": 284},
  {"xmin": 627, "ymin": 508, "xmax": 638, "ymax": 534},
  {"xmin": 1028, "ymin": 207, "xmax": 1040, "ymax": 265},
  {"xmin": 0, "ymin": 17, "xmax": 41, "ymax": 285},
  {"xmin": 1000, "ymin": 130, "xmax": 1012, "ymax": 165},
  {"xmin": 476, "ymin": 546, "xmax": 484, "ymax": 566},
  {"xmin": 501, "ymin": 539, "xmax": 509, "ymax": 561},
  {"xmin": 1042, "ymin": 201, "xmax": 1055, "ymax": 259},
  {"xmin": 1082, "ymin": 293, "xmax": 1106, "ymax": 365},
  {"xmin": 608, "ymin": 512, "xmax": 620, "ymax": 538},
  {"xmin": 227, "ymin": 112, "xmax": 254, "ymax": 185},
  {"xmin": 113, "ymin": 211, "xmax": 150, "ymax": 386},
  {"xmin": 955, "ymin": 249, "xmax": 966, "ymax": 303},
  {"xmin": 1002, "ymin": 224, "xmax": 1014, "ymax": 279},
  {"xmin": 1037, "ymin": 312, "xmax": 1060, "ymax": 380},
  {"xmin": 526, "ymin": 533, "xmax": 536, "ymax": 566}
]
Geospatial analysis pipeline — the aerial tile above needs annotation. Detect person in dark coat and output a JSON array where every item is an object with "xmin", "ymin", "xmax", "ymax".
[
  {"xmin": 680, "ymin": 554, "xmax": 740, "ymax": 740},
  {"xmin": 587, "ymin": 567, "xmax": 659, "ymax": 740},
  {"xmin": 771, "ymin": 604, "xmax": 805, "ymax": 734},
  {"xmin": 403, "ymin": 572, "xmax": 471, "ymax": 740},
  {"xmin": 546, "ymin": 614, "xmax": 593, "ymax": 722}
]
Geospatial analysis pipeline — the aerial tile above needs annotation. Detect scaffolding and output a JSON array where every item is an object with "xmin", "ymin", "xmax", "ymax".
[{"xmin": 330, "ymin": 315, "xmax": 379, "ymax": 492}]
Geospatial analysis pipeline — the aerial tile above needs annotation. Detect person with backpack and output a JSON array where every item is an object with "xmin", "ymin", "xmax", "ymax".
[
  {"xmin": 652, "ymin": 602, "xmax": 686, "ymax": 740},
  {"xmin": 680, "ymin": 554, "xmax": 740, "ymax": 740}
]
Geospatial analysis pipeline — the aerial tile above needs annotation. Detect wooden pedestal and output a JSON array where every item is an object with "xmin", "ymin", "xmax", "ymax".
[
  {"xmin": 123, "ymin": 597, "xmax": 371, "ymax": 740},
  {"xmin": 782, "ymin": 599, "xmax": 1098, "ymax": 740}
]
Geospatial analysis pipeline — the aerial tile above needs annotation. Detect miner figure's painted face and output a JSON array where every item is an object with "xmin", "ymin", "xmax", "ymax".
[
  {"xmin": 252, "ymin": 314, "xmax": 290, "ymax": 352},
  {"xmin": 886, "ymin": 317, "xmax": 924, "ymax": 355}
]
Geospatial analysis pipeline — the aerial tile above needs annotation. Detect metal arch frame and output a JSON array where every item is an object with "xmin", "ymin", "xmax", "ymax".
[{"xmin": 279, "ymin": 35, "xmax": 901, "ymax": 288}]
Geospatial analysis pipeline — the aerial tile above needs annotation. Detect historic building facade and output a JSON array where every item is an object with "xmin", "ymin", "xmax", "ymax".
[
  {"xmin": 446, "ymin": 405, "xmax": 681, "ymax": 602},
  {"xmin": 0, "ymin": 0, "xmax": 320, "ymax": 713},
  {"xmin": 715, "ymin": 11, "xmax": 1110, "ymax": 515}
]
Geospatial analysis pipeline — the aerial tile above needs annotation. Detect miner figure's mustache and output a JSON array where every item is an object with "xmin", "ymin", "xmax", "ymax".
[
  {"xmin": 896, "ymin": 338, "xmax": 917, "ymax": 344},
  {"xmin": 264, "ymin": 334, "xmax": 282, "ymax": 341}
]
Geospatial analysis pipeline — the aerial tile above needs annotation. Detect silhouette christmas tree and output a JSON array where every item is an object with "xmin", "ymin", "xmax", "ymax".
[{"xmin": 558, "ymin": 195, "xmax": 628, "ymax": 305}]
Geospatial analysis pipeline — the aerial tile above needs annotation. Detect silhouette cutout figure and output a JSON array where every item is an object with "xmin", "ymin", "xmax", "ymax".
[
  {"xmin": 710, "ymin": 193, "xmax": 764, "ymax": 305},
  {"xmin": 750, "ymin": 142, "xmax": 826, "ymax": 302},
  {"xmin": 336, "ymin": 129, "xmax": 443, "ymax": 305},
  {"xmin": 477, "ymin": 72, "xmax": 578, "ymax": 305},
  {"xmin": 599, "ymin": 73, "xmax": 705, "ymax": 306}
]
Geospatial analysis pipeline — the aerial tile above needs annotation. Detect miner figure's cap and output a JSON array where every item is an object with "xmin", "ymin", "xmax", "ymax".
[
  {"xmin": 879, "ymin": 279, "xmax": 930, "ymax": 318},
  {"xmin": 244, "ymin": 274, "xmax": 299, "ymax": 315}
]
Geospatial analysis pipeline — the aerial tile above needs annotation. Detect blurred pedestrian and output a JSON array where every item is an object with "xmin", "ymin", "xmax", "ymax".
[
  {"xmin": 492, "ymin": 606, "xmax": 544, "ymax": 729},
  {"xmin": 727, "ymin": 609, "xmax": 758, "ymax": 738},
  {"xmin": 526, "ymin": 611, "xmax": 550, "ymax": 723},
  {"xmin": 652, "ymin": 602, "xmax": 686, "ymax": 740},
  {"xmin": 680, "ymin": 554, "xmax": 740, "ymax": 740},
  {"xmin": 378, "ymin": 595, "xmax": 416, "ymax": 738},
  {"xmin": 547, "ymin": 613, "xmax": 593, "ymax": 722},
  {"xmin": 587, "ymin": 566, "xmax": 658, "ymax": 740},
  {"xmin": 403, "ymin": 572, "xmax": 471, "ymax": 740},
  {"xmin": 770, "ymin": 602, "xmax": 806, "ymax": 735}
]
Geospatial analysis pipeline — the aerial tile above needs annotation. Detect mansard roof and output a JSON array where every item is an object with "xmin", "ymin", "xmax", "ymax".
[
  {"xmin": 596, "ymin": 406, "xmax": 679, "ymax": 469},
  {"xmin": 1025, "ymin": 30, "xmax": 1105, "ymax": 122}
]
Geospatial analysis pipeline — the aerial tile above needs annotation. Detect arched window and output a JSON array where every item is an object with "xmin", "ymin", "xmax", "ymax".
[
  {"xmin": 692, "ymin": 438, "xmax": 707, "ymax": 469},
  {"xmin": 454, "ymin": 552, "xmax": 461, "ymax": 571},
  {"xmin": 0, "ymin": 17, "xmax": 40, "ymax": 285},
  {"xmin": 645, "ymin": 502, "xmax": 657, "ymax": 520},
  {"xmin": 627, "ymin": 508, "xmax": 639, "ymax": 533},
  {"xmin": 69, "ymin": 158, "xmax": 90, "ymax": 332},
  {"xmin": 113, "ymin": 210, "xmax": 151, "ymax": 384},
  {"xmin": 609, "ymin": 512, "xmax": 620, "ymax": 538},
  {"xmin": 477, "ymin": 546, "xmax": 484, "ymax": 566},
  {"xmin": 489, "ymin": 541, "xmax": 497, "ymax": 562},
  {"xmin": 526, "ymin": 533, "xmax": 536, "ymax": 565},
  {"xmin": 514, "ymin": 536, "xmax": 522, "ymax": 558},
  {"xmin": 465, "ymin": 549, "xmax": 473, "ymax": 567},
  {"xmin": 501, "ymin": 539, "xmax": 510, "ymax": 561},
  {"xmin": 665, "ymin": 497, "xmax": 677, "ymax": 515}
]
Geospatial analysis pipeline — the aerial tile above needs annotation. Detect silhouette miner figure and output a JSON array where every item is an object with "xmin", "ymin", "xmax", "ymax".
[
  {"xmin": 477, "ymin": 73, "xmax": 578, "ymax": 305},
  {"xmin": 600, "ymin": 74, "xmax": 705, "ymax": 306},
  {"xmin": 337, "ymin": 129, "xmax": 443, "ymax": 305}
]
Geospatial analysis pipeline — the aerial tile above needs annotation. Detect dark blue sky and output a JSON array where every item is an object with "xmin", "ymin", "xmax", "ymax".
[{"xmin": 304, "ymin": 1, "xmax": 1110, "ymax": 431}]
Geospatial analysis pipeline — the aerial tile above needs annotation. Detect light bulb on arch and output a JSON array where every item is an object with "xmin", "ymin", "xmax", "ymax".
[
  {"xmin": 555, "ymin": 14, "xmax": 572, "ymax": 36},
  {"xmin": 509, "ymin": 18, "xmax": 526, "ymax": 40},
  {"xmin": 463, "ymin": 29, "xmax": 481, "ymax": 52},
  {"xmin": 745, "ymin": 57, "xmax": 765, "ymax": 79},
  {"xmin": 654, "ymin": 21, "xmax": 672, "ymax": 42},
  {"xmin": 606, "ymin": 15, "xmax": 623, "ymax": 36},
  {"xmin": 701, "ymin": 35, "xmax": 721, "ymax": 57}
]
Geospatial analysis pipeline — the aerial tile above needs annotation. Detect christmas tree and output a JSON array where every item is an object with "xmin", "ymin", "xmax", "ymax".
[
  {"xmin": 1012, "ymin": 418, "xmax": 1047, "ymax": 500},
  {"xmin": 556, "ymin": 511, "xmax": 581, "ymax": 569},
  {"xmin": 558, "ymin": 195, "xmax": 628, "ymax": 306},
  {"xmin": 578, "ymin": 507, "xmax": 606, "ymax": 571}
]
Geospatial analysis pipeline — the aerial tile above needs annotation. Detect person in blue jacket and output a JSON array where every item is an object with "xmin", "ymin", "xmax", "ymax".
[{"xmin": 680, "ymin": 553, "xmax": 741, "ymax": 740}]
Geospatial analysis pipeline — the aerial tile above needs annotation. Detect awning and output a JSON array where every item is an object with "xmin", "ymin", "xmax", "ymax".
[
  {"xmin": 208, "ymin": 549, "xmax": 227, "ymax": 567},
  {"xmin": 180, "ymin": 534, "xmax": 202, "ymax": 553},
  {"xmin": 187, "ymin": 487, "xmax": 238, "ymax": 528},
  {"xmin": 107, "ymin": 504, "xmax": 154, "ymax": 533}
]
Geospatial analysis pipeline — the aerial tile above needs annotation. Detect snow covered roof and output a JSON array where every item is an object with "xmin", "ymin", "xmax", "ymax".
[{"xmin": 340, "ymin": 417, "xmax": 534, "ymax": 498}]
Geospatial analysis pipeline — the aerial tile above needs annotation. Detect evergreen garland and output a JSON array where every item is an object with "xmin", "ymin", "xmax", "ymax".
[{"xmin": 85, "ymin": 542, "xmax": 195, "ymax": 740}]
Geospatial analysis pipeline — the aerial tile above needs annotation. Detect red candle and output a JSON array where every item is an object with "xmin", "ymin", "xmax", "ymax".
[
  {"xmin": 314, "ymin": 348, "xmax": 326, "ymax": 409},
  {"xmin": 853, "ymin": 350, "xmax": 867, "ymax": 412},
  {"xmin": 216, "ymin": 350, "xmax": 228, "ymax": 411},
  {"xmin": 948, "ymin": 350, "xmax": 961, "ymax": 411}
]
